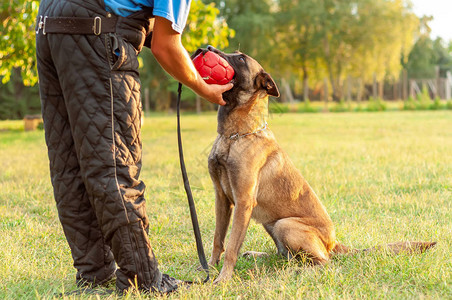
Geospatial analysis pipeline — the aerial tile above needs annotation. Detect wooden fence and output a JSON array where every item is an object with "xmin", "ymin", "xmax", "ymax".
[{"xmin": 280, "ymin": 70, "xmax": 452, "ymax": 103}]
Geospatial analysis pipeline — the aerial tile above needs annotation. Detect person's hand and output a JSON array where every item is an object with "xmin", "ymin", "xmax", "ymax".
[
  {"xmin": 151, "ymin": 17, "xmax": 233, "ymax": 106},
  {"xmin": 198, "ymin": 82, "xmax": 233, "ymax": 106}
]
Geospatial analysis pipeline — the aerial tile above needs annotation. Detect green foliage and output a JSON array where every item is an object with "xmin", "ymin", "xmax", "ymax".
[
  {"xmin": 447, "ymin": 101, "xmax": 452, "ymax": 110},
  {"xmin": 206, "ymin": 0, "xmax": 277, "ymax": 64},
  {"xmin": 273, "ymin": 0, "xmax": 419, "ymax": 100},
  {"xmin": 298, "ymin": 99, "xmax": 320, "ymax": 113},
  {"xmin": 403, "ymin": 96, "xmax": 417, "ymax": 110},
  {"xmin": 269, "ymin": 101, "xmax": 289, "ymax": 114},
  {"xmin": 183, "ymin": 1, "xmax": 235, "ymax": 53},
  {"xmin": 0, "ymin": 0, "xmax": 234, "ymax": 116},
  {"xmin": 430, "ymin": 97, "xmax": 442, "ymax": 110},
  {"xmin": 403, "ymin": 93, "xmax": 450, "ymax": 111},
  {"xmin": 405, "ymin": 35, "xmax": 452, "ymax": 79},
  {"xmin": 2, "ymin": 0, "xmax": 451, "ymax": 115},
  {"xmin": 330, "ymin": 99, "xmax": 352, "ymax": 112},
  {"xmin": 365, "ymin": 97, "xmax": 387, "ymax": 112},
  {"xmin": 0, "ymin": 1, "xmax": 40, "ymax": 86},
  {"xmin": 416, "ymin": 86, "xmax": 432, "ymax": 109},
  {"xmin": 0, "ymin": 69, "xmax": 40, "ymax": 120}
]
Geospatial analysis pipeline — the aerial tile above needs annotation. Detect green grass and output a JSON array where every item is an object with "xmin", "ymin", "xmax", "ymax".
[{"xmin": 0, "ymin": 111, "xmax": 451, "ymax": 299}]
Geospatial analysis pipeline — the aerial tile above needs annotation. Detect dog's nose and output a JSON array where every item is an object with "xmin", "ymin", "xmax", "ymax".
[{"xmin": 207, "ymin": 45, "xmax": 217, "ymax": 52}]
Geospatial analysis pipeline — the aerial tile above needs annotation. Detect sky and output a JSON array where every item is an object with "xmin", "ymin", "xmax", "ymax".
[{"xmin": 410, "ymin": 0, "xmax": 452, "ymax": 42}]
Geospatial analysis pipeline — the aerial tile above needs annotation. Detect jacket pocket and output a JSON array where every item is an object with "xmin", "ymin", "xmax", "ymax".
[{"xmin": 107, "ymin": 33, "xmax": 139, "ymax": 71}]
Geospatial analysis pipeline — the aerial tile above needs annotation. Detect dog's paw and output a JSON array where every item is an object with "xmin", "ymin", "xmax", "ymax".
[
  {"xmin": 213, "ymin": 273, "xmax": 233, "ymax": 284},
  {"xmin": 242, "ymin": 251, "xmax": 269, "ymax": 259}
]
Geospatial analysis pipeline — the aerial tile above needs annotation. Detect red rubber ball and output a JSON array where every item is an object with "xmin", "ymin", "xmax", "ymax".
[{"xmin": 192, "ymin": 51, "xmax": 234, "ymax": 85}]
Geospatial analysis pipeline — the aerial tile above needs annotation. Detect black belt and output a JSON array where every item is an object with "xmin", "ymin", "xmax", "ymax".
[{"xmin": 36, "ymin": 15, "xmax": 118, "ymax": 35}]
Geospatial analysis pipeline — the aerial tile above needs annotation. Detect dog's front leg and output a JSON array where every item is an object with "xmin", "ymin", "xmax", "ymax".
[
  {"xmin": 209, "ymin": 183, "xmax": 233, "ymax": 267},
  {"xmin": 214, "ymin": 196, "xmax": 256, "ymax": 283}
]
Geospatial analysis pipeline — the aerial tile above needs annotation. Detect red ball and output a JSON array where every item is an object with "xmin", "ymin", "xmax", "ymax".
[{"xmin": 192, "ymin": 51, "xmax": 234, "ymax": 85}]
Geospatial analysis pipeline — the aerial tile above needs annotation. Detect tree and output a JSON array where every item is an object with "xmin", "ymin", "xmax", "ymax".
[
  {"xmin": 205, "ymin": 0, "xmax": 277, "ymax": 68},
  {"xmin": 0, "ymin": 0, "xmax": 234, "ymax": 115},
  {"xmin": 432, "ymin": 38, "xmax": 452, "ymax": 77},
  {"xmin": 405, "ymin": 36, "xmax": 452, "ymax": 79},
  {"xmin": 0, "ymin": 1, "xmax": 232, "ymax": 86},
  {"xmin": 316, "ymin": 0, "xmax": 419, "ymax": 100},
  {"xmin": 276, "ymin": 0, "xmax": 327, "ymax": 100},
  {"xmin": 0, "ymin": 1, "xmax": 40, "ymax": 86},
  {"xmin": 0, "ymin": 68, "xmax": 40, "ymax": 119},
  {"xmin": 274, "ymin": 0, "xmax": 419, "ymax": 100}
]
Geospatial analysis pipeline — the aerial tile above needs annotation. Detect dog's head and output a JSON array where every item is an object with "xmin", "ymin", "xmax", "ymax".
[{"xmin": 195, "ymin": 46, "xmax": 279, "ymax": 107}]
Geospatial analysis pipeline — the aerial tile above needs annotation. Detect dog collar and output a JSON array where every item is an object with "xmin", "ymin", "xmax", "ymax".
[{"xmin": 229, "ymin": 122, "xmax": 268, "ymax": 140}]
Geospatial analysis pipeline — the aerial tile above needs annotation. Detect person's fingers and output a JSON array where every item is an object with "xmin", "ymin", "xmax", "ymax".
[
  {"xmin": 217, "ymin": 83, "xmax": 233, "ymax": 105},
  {"xmin": 217, "ymin": 97, "xmax": 226, "ymax": 106},
  {"xmin": 207, "ymin": 83, "xmax": 233, "ymax": 106},
  {"xmin": 222, "ymin": 82, "xmax": 234, "ymax": 92}
]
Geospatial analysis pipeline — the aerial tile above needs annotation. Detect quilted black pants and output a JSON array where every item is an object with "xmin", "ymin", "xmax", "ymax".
[{"xmin": 36, "ymin": 0, "xmax": 162, "ymax": 292}]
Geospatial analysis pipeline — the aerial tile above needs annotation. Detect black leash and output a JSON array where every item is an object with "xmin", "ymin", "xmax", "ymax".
[{"xmin": 176, "ymin": 83, "xmax": 210, "ymax": 283}]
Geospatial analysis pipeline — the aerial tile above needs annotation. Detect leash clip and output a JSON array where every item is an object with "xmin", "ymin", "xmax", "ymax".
[
  {"xmin": 93, "ymin": 16, "xmax": 101, "ymax": 35},
  {"xmin": 36, "ymin": 15, "xmax": 48, "ymax": 35},
  {"xmin": 229, "ymin": 133, "xmax": 239, "ymax": 140}
]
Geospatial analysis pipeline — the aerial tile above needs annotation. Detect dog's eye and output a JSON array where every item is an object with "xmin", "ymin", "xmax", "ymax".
[{"xmin": 239, "ymin": 56, "xmax": 245, "ymax": 63}]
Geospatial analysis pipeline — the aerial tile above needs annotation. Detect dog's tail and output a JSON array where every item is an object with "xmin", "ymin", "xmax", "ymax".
[{"xmin": 331, "ymin": 241, "xmax": 436, "ymax": 256}]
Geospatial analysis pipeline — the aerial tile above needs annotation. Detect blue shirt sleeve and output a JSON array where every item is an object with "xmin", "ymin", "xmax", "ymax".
[
  {"xmin": 104, "ymin": 0, "xmax": 192, "ymax": 34},
  {"xmin": 152, "ymin": 0, "xmax": 191, "ymax": 34}
]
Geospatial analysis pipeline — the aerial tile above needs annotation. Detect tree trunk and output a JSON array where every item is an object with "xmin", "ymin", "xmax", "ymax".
[
  {"xmin": 372, "ymin": 73, "xmax": 377, "ymax": 99},
  {"xmin": 435, "ymin": 65, "xmax": 440, "ymax": 99},
  {"xmin": 346, "ymin": 76, "xmax": 351, "ymax": 104},
  {"xmin": 323, "ymin": 34, "xmax": 339, "ymax": 101},
  {"xmin": 378, "ymin": 79, "xmax": 384, "ymax": 99},
  {"xmin": 357, "ymin": 78, "xmax": 362, "ymax": 104},
  {"xmin": 302, "ymin": 64, "xmax": 309, "ymax": 102},
  {"xmin": 323, "ymin": 77, "xmax": 329, "ymax": 111},
  {"xmin": 402, "ymin": 69, "xmax": 408, "ymax": 100},
  {"xmin": 13, "ymin": 68, "xmax": 24, "ymax": 118}
]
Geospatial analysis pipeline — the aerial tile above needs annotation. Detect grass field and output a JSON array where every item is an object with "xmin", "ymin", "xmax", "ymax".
[{"xmin": 0, "ymin": 111, "xmax": 451, "ymax": 299}]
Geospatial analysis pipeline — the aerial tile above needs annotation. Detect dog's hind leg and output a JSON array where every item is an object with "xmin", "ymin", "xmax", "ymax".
[
  {"xmin": 241, "ymin": 223, "xmax": 279, "ymax": 259},
  {"xmin": 272, "ymin": 217, "xmax": 332, "ymax": 264},
  {"xmin": 262, "ymin": 222, "xmax": 291, "ymax": 257}
]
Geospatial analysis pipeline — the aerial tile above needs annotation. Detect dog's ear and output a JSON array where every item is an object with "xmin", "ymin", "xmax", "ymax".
[{"xmin": 256, "ymin": 71, "xmax": 280, "ymax": 97}]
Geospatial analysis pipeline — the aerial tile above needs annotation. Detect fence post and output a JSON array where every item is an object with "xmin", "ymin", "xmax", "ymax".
[
  {"xmin": 410, "ymin": 80, "xmax": 415, "ymax": 99},
  {"xmin": 402, "ymin": 69, "xmax": 408, "ymax": 100},
  {"xmin": 284, "ymin": 79, "xmax": 295, "ymax": 103},
  {"xmin": 346, "ymin": 76, "xmax": 351, "ymax": 104},
  {"xmin": 378, "ymin": 78, "xmax": 384, "ymax": 99},
  {"xmin": 435, "ymin": 65, "xmax": 440, "ymax": 99},
  {"xmin": 323, "ymin": 77, "xmax": 328, "ymax": 110},
  {"xmin": 446, "ymin": 71, "xmax": 452, "ymax": 100},
  {"xmin": 357, "ymin": 78, "xmax": 362, "ymax": 104},
  {"xmin": 393, "ymin": 79, "xmax": 397, "ymax": 101},
  {"xmin": 303, "ymin": 78, "xmax": 309, "ymax": 102},
  {"xmin": 372, "ymin": 73, "xmax": 377, "ymax": 99}
]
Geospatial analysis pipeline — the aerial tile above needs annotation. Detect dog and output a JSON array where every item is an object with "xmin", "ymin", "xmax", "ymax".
[{"xmin": 202, "ymin": 46, "xmax": 436, "ymax": 283}]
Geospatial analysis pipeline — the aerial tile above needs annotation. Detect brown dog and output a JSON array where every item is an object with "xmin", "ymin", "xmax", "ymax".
[{"xmin": 204, "ymin": 46, "xmax": 435, "ymax": 283}]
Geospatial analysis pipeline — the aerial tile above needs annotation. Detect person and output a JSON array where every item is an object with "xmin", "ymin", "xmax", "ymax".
[{"xmin": 35, "ymin": 0, "xmax": 232, "ymax": 294}]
